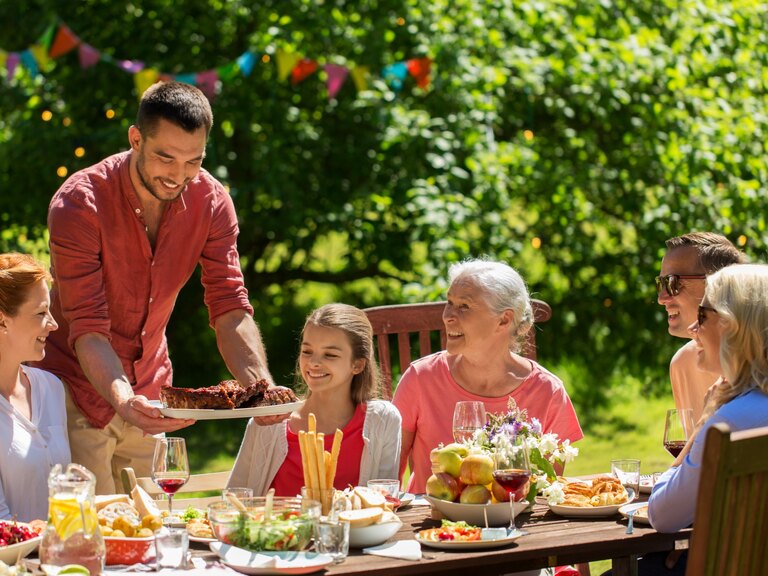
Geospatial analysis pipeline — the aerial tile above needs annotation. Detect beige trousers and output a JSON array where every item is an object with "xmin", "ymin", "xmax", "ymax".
[{"xmin": 64, "ymin": 385, "xmax": 158, "ymax": 495}]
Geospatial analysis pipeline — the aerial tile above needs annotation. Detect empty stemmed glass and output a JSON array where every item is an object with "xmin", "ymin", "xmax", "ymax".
[
  {"xmin": 452, "ymin": 401, "xmax": 487, "ymax": 443},
  {"xmin": 663, "ymin": 409, "xmax": 694, "ymax": 458},
  {"xmin": 492, "ymin": 435, "xmax": 531, "ymax": 535},
  {"xmin": 151, "ymin": 437, "xmax": 190, "ymax": 520}
]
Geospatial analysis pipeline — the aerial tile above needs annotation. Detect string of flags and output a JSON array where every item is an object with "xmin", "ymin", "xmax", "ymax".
[{"xmin": 0, "ymin": 20, "xmax": 432, "ymax": 101}]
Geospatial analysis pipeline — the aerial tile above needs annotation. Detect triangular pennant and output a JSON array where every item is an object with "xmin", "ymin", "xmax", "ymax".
[
  {"xmin": 78, "ymin": 43, "xmax": 100, "ymax": 68},
  {"xmin": 19, "ymin": 50, "xmax": 39, "ymax": 77},
  {"xmin": 159, "ymin": 73, "xmax": 174, "ymax": 82},
  {"xmin": 29, "ymin": 44, "xmax": 50, "ymax": 72},
  {"xmin": 236, "ymin": 50, "xmax": 256, "ymax": 77},
  {"xmin": 0, "ymin": 50, "xmax": 7, "ymax": 70},
  {"xmin": 406, "ymin": 57, "xmax": 431, "ymax": 89},
  {"xmin": 6, "ymin": 52, "xmax": 20, "ymax": 78},
  {"xmin": 291, "ymin": 58, "xmax": 318, "ymax": 85},
  {"xmin": 350, "ymin": 66, "xmax": 369, "ymax": 91},
  {"xmin": 134, "ymin": 68, "xmax": 159, "ymax": 100},
  {"xmin": 276, "ymin": 49, "xmax": 301, "ymax": 82},
  {"xmin": 49, "ymin": 24, "xmax": 81, "ymax": 58},
  {"xmin": 38, "ymin": 23, "xmax": 56, "ymax": 52},
  {"xmin": 218, "ymin": 61, "xmax": 239, "ymax": 81},
  {"xmin": 118, "ymin": 59, "xmax": 145, "ymax": 73},
  {"xmin": 382, "ymin": 61, "xmax": 408, "ymax": 92},
  {"xmin": 173, "ymin": 73, "xmax": 196, "ymax": 84},
  {"xmin": 324, "ymin": 64, "xmax": 349, "ymax": 99},
  {"xmin": 195, "ymin": 70, "xmax": 219, "ymax": 100}
]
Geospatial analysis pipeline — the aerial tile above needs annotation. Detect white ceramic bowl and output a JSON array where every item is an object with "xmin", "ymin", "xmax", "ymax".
[
  {"xmin": 425, "ymin": 495, "xmax": 529, "ymax": 527},
  {"xmin": 0, "ymin": 535, "xmax": 42, "ymax": 564},
  {"xmin": 348, "ymin": 519, "xmax": 402, "ymax": 548}
]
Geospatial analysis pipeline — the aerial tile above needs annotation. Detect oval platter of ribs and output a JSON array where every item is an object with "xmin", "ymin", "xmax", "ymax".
[{"xmin": 152, "ymin": 379, "xmax": 303, "ymax": 420}]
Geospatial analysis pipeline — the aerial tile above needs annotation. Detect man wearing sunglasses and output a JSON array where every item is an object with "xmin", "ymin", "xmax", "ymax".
[{"xmin": 657, "ymin": 232, "xmax": 746, "ymax": 423}]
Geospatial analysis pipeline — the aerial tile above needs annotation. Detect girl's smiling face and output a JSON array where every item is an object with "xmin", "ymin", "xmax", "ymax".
[{"xmin": 299, "ymin": 324, "xmax": 364, "ymax": 395}]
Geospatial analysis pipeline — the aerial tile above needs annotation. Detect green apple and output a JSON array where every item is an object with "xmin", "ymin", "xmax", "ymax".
[
  {"xmin": 425, "ymin": 472, "xmax": 463, "ymax": 502},
  {"xmin": 459, "ymin": 453, "xmax": 494, "ymax": 486},
  {"xmin": 459, "ymin": 484, "xmax": 492, "ymax": 504},
  {"xmin": 437, "ymin": 448, "xmax": 464, "ymax": 478},
  {"xmin": 441, "ymin": 443, "xmax": 469, "ymax": 457}
]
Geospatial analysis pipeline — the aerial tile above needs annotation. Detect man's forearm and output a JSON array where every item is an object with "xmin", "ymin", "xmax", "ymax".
[
  {"xmin": 74, "ymin": 332, "xmax": 135, "ymax": 411},
  {"xmin": 214, "ymin": 309, "xmax": 275, "ymax": 387}
]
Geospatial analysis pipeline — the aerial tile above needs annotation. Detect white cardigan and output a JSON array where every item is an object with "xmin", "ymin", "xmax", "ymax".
[{"xmin": 228, "ymin": 400, "xmax": 402, "ymax": 495}]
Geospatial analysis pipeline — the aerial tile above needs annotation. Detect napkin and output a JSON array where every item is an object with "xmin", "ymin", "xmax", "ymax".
[{"xmin": 363, "ymin": 540, "xmax": 422, "ymax": 561}]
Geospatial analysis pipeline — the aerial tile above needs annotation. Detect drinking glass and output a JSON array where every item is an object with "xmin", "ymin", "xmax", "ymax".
[
  {"xmin": 610, "ymin": 459, "xmax": 641, "ymax": 497},
  {"xmin": 663, "ymin": 409, "xmax": 694, "ymax": 458},
  {"xmin": 492, "ymin": 436, "xmax": 531, "ymax": 534},
  {"xmin": 452, "ymin": 401, "xmax": 487, "ymax": 443},
  {"xmin": 151, "ymin": 437, "xmax": 190, "ymax": 520}
]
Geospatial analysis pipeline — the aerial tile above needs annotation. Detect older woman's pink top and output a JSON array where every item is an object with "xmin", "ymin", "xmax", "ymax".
[{"xmin": 393, "ymin": 351, "xmax": 583, "ymax": 494}]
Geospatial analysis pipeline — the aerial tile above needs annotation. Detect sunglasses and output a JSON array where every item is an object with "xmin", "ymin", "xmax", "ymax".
[
  {"xmin": 655, "ymin": 274, "xmax": 706, "ymax": 296},
  {"xmin": 697, "ymin": 304, "xmax": 717, "ymax": 326}
]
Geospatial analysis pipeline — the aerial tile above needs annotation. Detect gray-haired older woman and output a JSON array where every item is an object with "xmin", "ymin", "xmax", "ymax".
[{"xmin": 393, "ymin": 257, "xmax": 583, "ymax": 494}]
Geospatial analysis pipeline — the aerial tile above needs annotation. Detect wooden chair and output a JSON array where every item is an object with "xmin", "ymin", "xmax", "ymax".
[
  {"xmin": 121, "ymin": 467, "xmax": 231, "ymax": 510},
  {"xmin": 364, "ymin": 299, "xmax": 552, "ymax": 399},
  {"xmin": 686, "ymin": 423, "xmax": 768, "ymax": 575}
]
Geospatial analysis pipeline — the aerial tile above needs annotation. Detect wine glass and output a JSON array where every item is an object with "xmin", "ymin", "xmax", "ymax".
[
  {"xmin": 492, "ymin": 436, "xmax": 531, "ymax": 534},
  {"xmin": 452, "ymin": 401, "xmax": 487, "ymax": 443},
  {"xmin": 663, "ymin": 409, "xmax": 694, "ymax": 458},
  {"xmin": 151, "ymin": 437, "xmax": 190, "ymax": 520}
]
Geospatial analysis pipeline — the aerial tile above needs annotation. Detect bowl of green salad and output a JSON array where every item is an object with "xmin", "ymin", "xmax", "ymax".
[{"xmin": 208, "ymin": 496, "xmax": 321, "ymax": 552}]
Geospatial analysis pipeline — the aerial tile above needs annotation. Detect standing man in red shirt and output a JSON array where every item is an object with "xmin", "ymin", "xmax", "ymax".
[{"xmin": 36, "ymin": 81, "xmax": 274, "ymax": 494}]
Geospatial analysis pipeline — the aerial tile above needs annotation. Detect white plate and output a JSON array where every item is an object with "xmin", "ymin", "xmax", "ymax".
[
  {"xmin": 210, "ymin": 542, "xmax": 332, "ymax": 575},
  {"xmin": 415, "ymin": 529, "xmax": 523, "ymax": 550},
  {"xmin": 189, "ymin": 534, "xmax": 217, "ymax": 543},
  {"xmin": 349, "ymin": 520, "xmax": 402, "ymax": 548},
  {"xmin": 639, "ymin": 474, "xmax": 654, "ymax": 494},
  {"xmin": 548, "ymin": 488, "xmax": 635, "ymax": 518},
  {"xmin": 425, "ymin": 495, "xmax": 529, "ymax": 527},
  {"xmin": 150, "ymin": 400, "xmax": 304, "ymax": 420},
  {"xmin": 0, "ymin": 534, "xmax": 42, "ymax": 564},
  {"xmin": 397, "ymin": 492, "xmax": 415, "ymax": 509},
  {"xmin": 619, "ymin": 502, "xmax": 651, "ymax": 525}
]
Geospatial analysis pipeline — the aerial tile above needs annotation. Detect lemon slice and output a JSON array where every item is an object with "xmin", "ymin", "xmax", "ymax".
[
  {"xmin": 58, "ymin": 565, "xmax": 91, "ymax": 575},
  {"xmin": 49, "ymin": 497, "xmax": 98, "ymax": 540}
]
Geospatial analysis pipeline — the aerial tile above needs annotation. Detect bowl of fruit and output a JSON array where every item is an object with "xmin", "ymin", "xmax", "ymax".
[{"xmin": 0, "ymin": 521, "xmax": 43, "ymax": 564}]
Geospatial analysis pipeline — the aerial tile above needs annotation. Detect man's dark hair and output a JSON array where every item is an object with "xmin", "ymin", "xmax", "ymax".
[
  {"xmin": 136, "ymin": 81, "xmax": 213, "ymax": 138},
  {"xmin": 665, "ymin": 232, "xmax": 748, "ymax": 274}
]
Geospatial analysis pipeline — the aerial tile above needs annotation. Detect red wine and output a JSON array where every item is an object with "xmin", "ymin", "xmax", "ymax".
[
  {"xmin": 156, "ymin": 477, "xmax": 187, "ymax": 494},
  {"xmin": 664, "ymin": 440, "xmax": 686, "ymax": 458},
  {"xmin": 493, "ymin": 469, "xmax": 531, "ymax": 494}
]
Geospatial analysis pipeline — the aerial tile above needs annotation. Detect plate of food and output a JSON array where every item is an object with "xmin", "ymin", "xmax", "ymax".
[
  {"xmin": 424, "ymin": 495, "xmax": 529, "ymax": 527},
  {"xmin": 548, "ymin": 476, "xmax": 634, "ymax": 518},
  {"xmin": 150, "ymin": 381, "xmax": 303, "ymax": 420},
  {"xmin": 210, "ymin": 542, "xmax": 333, "ymax": 575},
  {"xmin": 416, "ymin": 520, "xmax": 524, "ymax": 550},
  {"xmin": 619, "ymin": 502, "xmax": 651, "ymax": 525},
  {"xmin": 0, "ymin": 521, "xmax": 43, "ymax": 564}
]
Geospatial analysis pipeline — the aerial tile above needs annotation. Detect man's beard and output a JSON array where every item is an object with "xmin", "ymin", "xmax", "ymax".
[{"xmin": 136, "ymin": 153, "xmax": 187, "ymax": 202}]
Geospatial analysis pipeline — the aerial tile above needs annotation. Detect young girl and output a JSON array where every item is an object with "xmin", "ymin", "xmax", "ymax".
[{"xmin": 228, "ymin": 303, "xmax": 401, "ymax": 495}]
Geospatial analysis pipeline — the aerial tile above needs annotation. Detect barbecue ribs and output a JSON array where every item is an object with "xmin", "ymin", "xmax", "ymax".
[{"xmin": 160, "ymin": 379, "xmax": 273, "ymax": 410}]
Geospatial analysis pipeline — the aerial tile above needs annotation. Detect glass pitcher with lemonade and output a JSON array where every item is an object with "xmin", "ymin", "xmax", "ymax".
[{"xmin": 39, "ymin": 463, "xmax": 105, "ymax": 575}]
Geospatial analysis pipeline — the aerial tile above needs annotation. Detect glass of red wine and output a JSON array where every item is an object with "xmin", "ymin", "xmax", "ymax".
[
  {"xmin": 663, "ymin": 409, "xmax": 694, "ymax": 458},
  {"xmin": 151, "ymin": 437, "xmax": 190, "ymax": 521},
  {"xmin": 492, "ymin": 436, "xmax": 531, "ymax": 534},
  {"xmin": 452, "ymin": 401, "xmax": 487, "ymax": 443}
]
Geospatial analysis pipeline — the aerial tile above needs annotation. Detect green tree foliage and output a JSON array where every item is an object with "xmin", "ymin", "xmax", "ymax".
[{"xmin": 1, "ymin": 0, "xmax": 766, "ymax": 417}]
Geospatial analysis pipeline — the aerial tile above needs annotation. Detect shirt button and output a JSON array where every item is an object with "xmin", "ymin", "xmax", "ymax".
[
  {"xmin": 141, "ymin": 330, "xmax": 146, "ymax": 336},
  {"xmin": 135, "ymin": 208, "xmax": 141, "ymax": 214},
  {"xmin": 149, "ymin": 297, "xmax": 154, "ymax": 303}
]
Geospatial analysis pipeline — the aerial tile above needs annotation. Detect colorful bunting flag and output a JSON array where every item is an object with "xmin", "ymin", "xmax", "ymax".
[
  {"xmin": 39, "ymin": 24, "xmax": 56, "ymax": 53},
  {"xmin": 217, "ymin": 61, "xmax": 239, "ymax": 81},
  {"xmin": 291, "ymin": 58, "xmax": 318, "ymax": 85},
  {"xmin": 134, "ymin": 68, "xmax": 159, "ymax": 98},
  {"xmin": 0, "ymin": 50, "xmax": 7, "ymax": 70},
  {"xmin": 324, "ymin": 64, "xmax": 349, "ymax": 99},
  {"xmin": 382, "ymin": 61, "xmax": 408, "ymax": 92},
  {"xmin": 118, "ymin": 59, "xmax": 145, "ymax": 73},
  {"xmin": 276, "ymin": 49, "xmax": 302, "ymax": 82},
  {"xmin": 350, "ymin": 66, "xmax": 369, "ymax": 92},
  {"xmin": 49, "ymin": 24, "xmax": 80, "ymax": 58},
  {"xmin": 195, "ymin": 70, "xmax": 219, "ymax": 100},
  {"xmin": 29, "ymin": 44, "xmax": 51, "ymax": 72},
  {"xmin": 20, "ymin": 50, "xmax": 39, "ymax": 77},
  {"xmin": 236, "ymin": 50, "xmax": 256, "ymax": 77},
  {"xmin": 406, "ymin": 57, "xmax": 431, "ymax": 89},
  {"xmin": 78, "ymin": 43, "xmax": 100, "ymax": 68},
  {"xmin": 6, "ymin": 52, "xmax": 19, "ymax": 78}
]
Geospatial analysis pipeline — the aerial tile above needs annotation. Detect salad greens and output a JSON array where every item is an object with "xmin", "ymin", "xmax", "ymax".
[
  {"xmin": 180, "ymin": 506, "xmax": 204, "ymax": 522},
  {"xmin": 230, "ymin": 511, "xmax": 313, "ymax": 552}
]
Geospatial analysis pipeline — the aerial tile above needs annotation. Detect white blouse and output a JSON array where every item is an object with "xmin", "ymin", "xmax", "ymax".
[{"xmin": 0, "ymin": 366, "xmax": 71, "ymax": 521}]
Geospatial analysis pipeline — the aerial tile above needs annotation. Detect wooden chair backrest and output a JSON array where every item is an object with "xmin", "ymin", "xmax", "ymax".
[
  {"xmin": 686, "ymin": 423, "xmax": 768, "ymax": 576},
  {"xmin": 121, "ymin": 467, "xmax": 231, "ymax": 510},
  {"xmin": 364, "ymin": 299, "xmax": 552, "ymax": 399}
]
